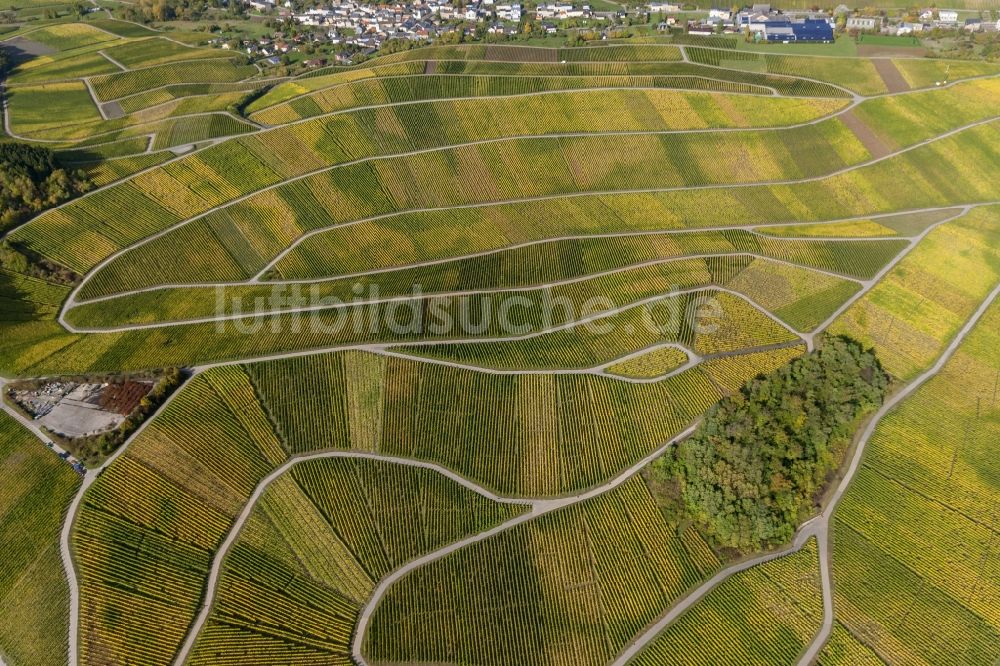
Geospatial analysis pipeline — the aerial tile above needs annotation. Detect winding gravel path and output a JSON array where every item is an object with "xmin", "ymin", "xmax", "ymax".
[
  {"xmin": 794, "ymin": 280, "xmax": 1000, "ymax": 664},
  {"xmin": 0, "ymin": 83, "xmax": 65, "ymax": 143},
  {"xmin": 63, "ymin": 253, "xmax": 861, "ymax": 333},
  {"xmin": 64, "ymin": 203, "xmax": 968, "ymax": 308},
  {"xmin": 57, "ymin": 115, "xmax": 998, "ymax": 324},
  {"xmin": 168, "ymin": 205, "xmax": 986, "ymax": 666},
  {"xmin": 82, "ymin": 78, "xmax": 113, "ymax": 121},
  {"xmin": 377, "ymin": 340, "xmax": 804, "ymax": 384},
  {"xmin": 40, "ymin": 109, "xmax": 256, "ymax": 145},
  {"xmin": 57, "ymin": 371, "xmax": 196, "ymax": 666},
  {"xmin": 110, "ymin": 78, "xmax": 287, "ymax": 107},
  {"xmin": 0, "ymin": 380, "xmax": 71, "ymax": 456},
  {"xmin": 0, "ymin": 90, "xmax": 259, "ymax": 151},
  {"xmin": 613, "ymin": 278, "xmax": 1000, "ymax": 665},
  {"xmin": 799, "ymin": 205, "xmax": 973, "ymax": 351},
  {"xmin": 71, "ymin": 218, "xmax": 909, "ymax": 305},
  {"xmin": 97, "ymin": 51, "xmax": 128, "ymax": 72},
  {"xmin": 20, "ymin": 65, "xmax": 999, "ymax": 666},
  {"xmin": 171, "ymin": 418, "xmax": 703, "ymax": 666},
  {"xmin": 63, "ymin": 285, "xmax": 810, "ymax": 379},
  {"xmin": 0, "ymin": 370, "xmax": 197, "ymax": 666},
  {"xmin": 255, "ymin": 228, "xmax": 875, "ymax": 286},
  {"xmin": 171, "ymin": 451, "xmax": 538, "ymax": 665}
]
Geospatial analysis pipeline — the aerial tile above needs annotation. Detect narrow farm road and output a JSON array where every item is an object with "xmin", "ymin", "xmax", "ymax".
[
  {"xmin": 676, "ymin": 45, "xmax": 861, "ymax": 100},
  {"xmin": 0, "ymin": 83, "xmax": 65, "ymax": 143},
  {"xmin": 612, "ymin": 520, "xmax": 825, "ymax": 666},
  {"xmin": 170, "ymin": 451, "xmax": 538, "ymax": 665},
  {"xmin": 58, "ymin": 113, "xmax": 998, "ymax": 318},
  {"xmin": 63, "ymin": 253, "xmax": 853, "ymax": 333},
  {"xmin": 27, "ymin": 70, "xmax": 1000, "ymax": 666},
  {"xmin": 385, "ymin": 284, "xmax": 807, "ymax": 350},
  {"xmin": 800, "ymin": 205, "xmax": 973, "ymax": 350},
  {"xmin": 0, "ymin": 125, "xmax": 269, "ymax": 246},
  {"xmin": 97, "ymin": 50, "xmax": 128, "ymax": 71},
  {"xmin": 82, "ymin": 78, "xmax": 111, "ymax": 120},
  {"xmin": 171, "ymin": 419, "xmax": 703, "ymax": 666},
  {"xmin": 33, "ymin": 109, "xmax": 257, "ymax": 144},
  {"xmin": 0, "ymin": 379, "xmax": 73, "ymax": 456},
  {"xmin": 375, "ymin": 340, "xmax": 803, "ymax": 384},
  {"xmin": 613, "ymin": 278, "xmax": 1000, "ymax": 666},
  {"xmin": 81, "ymin": 21, "xmax": 143, "ymax": 41},
  {"xmin": 67, "ymin": 202, "xmax": 968, "ymax": 307},
  {"xmin": 74, "ymin": 215, "xmax": 915, "ymax": 304},
  {"xmin": 796, "ymin": 278, "xmax": 1000, "ymax": 664},
  {"xmin": 61, "ymin": 285, "xmax": 810, "ymax": 382},
  {"xmin": 53, "ymin": 371, "xmax": 198, "ymax": 666},
  {"xmin": 0, "ymin": 374, "xmax": 86, "ymax": 666},
  {"xmin": 109, "ymin": 77, "xmax": 288, "ymax": 104}
]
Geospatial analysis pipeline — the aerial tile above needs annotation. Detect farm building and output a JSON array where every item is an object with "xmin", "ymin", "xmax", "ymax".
[
  {"xmin": 846, "ymin": 15, "xmax": 880, "ymax": 31},
  {"xmin": 761, "ymin": 18, "xmax": 833, "ymax": 42}
]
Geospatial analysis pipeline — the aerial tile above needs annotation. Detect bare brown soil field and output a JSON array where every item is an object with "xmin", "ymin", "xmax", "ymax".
[
  {"xmin": 873, "ymin": 58, "xmax": 911, "ymax": 92},
  {"xmin": 839, "ymin": 109, "xmax": 892, "ymax": 159}
]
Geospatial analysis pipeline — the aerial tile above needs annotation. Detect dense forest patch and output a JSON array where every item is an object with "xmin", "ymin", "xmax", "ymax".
[
  {"xmin": 0, "ymin": 143, "xmax": 92, "ymax": 230},
  {"xmin": 648, "ymin": 336, "xmax": 889, "ymax": 552}
]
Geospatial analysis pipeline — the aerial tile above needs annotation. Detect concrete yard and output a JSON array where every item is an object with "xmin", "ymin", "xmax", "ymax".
[{"xmin": 40, "ymin": 384, "xmax": 124, "ymax": 438}]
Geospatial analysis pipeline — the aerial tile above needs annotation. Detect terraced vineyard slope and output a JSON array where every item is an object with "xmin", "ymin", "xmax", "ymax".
[{"xmin": 0, "ymin": 31, "xmax": 997, "ymax": 666}]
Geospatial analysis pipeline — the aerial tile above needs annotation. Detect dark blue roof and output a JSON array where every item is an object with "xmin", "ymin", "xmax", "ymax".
[
  {"xmin": 794, "ymin": 20, "xmax": 833, "ymax": 33},
  {"xmin": 764, "ymin": 18, "xmax": 832, "ymax": 40}
]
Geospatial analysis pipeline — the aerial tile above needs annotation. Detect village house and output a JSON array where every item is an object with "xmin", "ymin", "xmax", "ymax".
[
  {"xmin": 846, "ymin": 15, "xmax": 880, "ymax": 31},
  {"xmin": 535, "ymin": 2, "xmax": 592, "ymax": 19}
]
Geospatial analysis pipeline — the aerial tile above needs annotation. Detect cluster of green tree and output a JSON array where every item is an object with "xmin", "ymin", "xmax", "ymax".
[
  {"xmin": 0, "ymin": 143, "xmax": 92, "ymax": 230},
  {"xmin": 925, "ymin": 30, "xmax": 1000, "ymax": 62},
  {"xmin": 116, "ymin": 0, "xmax": 235, "ymax": 23},
  {"xmin": 0, "ymin": 241, "xmax": 77, "ymax": 284},
  {"xmin": 648, "ymin": 337, "xmax": 889, "ymax": 553}
]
